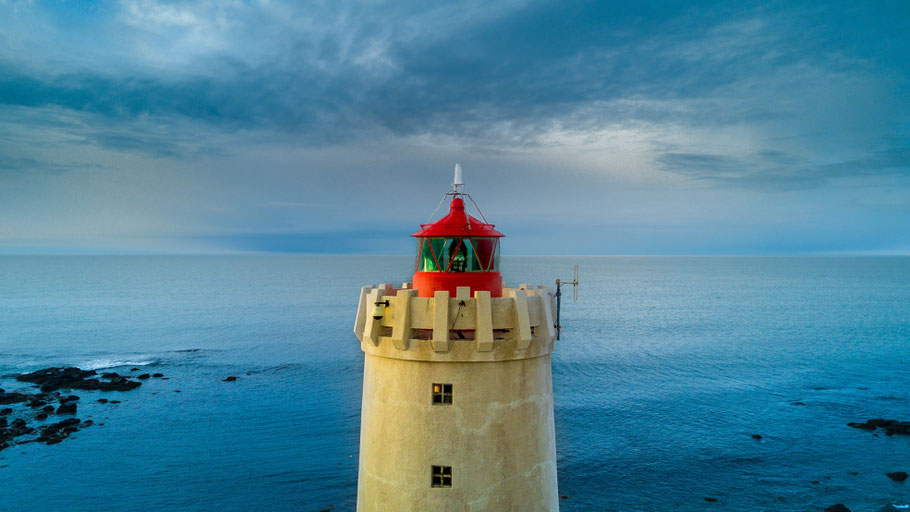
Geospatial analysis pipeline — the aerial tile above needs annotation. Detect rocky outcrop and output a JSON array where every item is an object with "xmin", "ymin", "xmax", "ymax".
[
  {"xmin": 848, "ymin": 419, "xmax": 910, "ymax": 436},
  {"xmin": 36, "ymin": 418, "xmax": 82, "ymax": 445},
  {"xmin": 56, "ymin": 403, "xmax": 77, "ymax": 415},
  {"xmin": 0, "ymin": 417, "xmax": 35, "ymax": 451},
  {"xmin": 886, "ymin": 471, "xmax": 908, "ymax": 482},
  {"xmin": 0, "ymin": 392, "xmax": 30, "ymax": 405},
  {"xmin": 16, "ymin": 367, "xmax": 141, "ymax": 392},
  {"xmin": 0, "ymin": 366, "xmax": 161, "ymax": 451}
]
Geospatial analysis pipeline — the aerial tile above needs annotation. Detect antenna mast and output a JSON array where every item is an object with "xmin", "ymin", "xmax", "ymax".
[
  {"xmin": 453, "ymin": 163, "xmax": 464, "ymax": 194},
  {"xmin": 555, "ymin": 264, "xmax": 579, "ymax": 340}
]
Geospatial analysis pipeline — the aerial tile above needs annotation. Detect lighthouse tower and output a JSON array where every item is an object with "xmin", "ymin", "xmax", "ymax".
[{"xmin": 353, "ymin": 167, "xmax": 560, "ymax": 511}]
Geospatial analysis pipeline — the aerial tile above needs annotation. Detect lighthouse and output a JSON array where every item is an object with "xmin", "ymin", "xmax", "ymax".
[{"xmin": 353, "ymin": 166, "xmax": 560, "ymax": 511}]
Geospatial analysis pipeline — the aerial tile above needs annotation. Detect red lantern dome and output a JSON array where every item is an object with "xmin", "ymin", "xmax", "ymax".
[{"xmin": 411, "ymin": 169, "xmax": 504, "ymax": 298}]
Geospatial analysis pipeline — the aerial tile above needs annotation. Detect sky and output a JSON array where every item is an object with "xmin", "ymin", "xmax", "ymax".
[{"xmin": 0, "ymin": 0, "xmax": 908, "ymax": 255}]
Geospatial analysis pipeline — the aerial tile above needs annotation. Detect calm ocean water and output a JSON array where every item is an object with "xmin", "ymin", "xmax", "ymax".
[{"xmin": 1, "ymin": 255, "xmax": 909, "ymax": 511}]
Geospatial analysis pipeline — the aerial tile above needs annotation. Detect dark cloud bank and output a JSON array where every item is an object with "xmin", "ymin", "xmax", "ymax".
[{"xmin": 0, "ymin": 0, "xmax": 908, "ymax": 252}]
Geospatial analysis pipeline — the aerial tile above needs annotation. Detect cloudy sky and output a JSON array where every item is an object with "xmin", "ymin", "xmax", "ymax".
[{"xmin": 1, "ymin": 0, "xmax": 907, "ymax": 254}]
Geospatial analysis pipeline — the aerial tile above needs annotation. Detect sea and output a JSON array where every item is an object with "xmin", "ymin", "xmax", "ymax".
[{"xmin": 0, "ymin": 255, "xmax": 908, "ymax": 512}]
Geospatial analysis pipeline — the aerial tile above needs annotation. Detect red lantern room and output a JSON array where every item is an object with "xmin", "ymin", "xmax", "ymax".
[{"xmin": 411, "ymin": 166, "xmax": 504, "ymax": 298}]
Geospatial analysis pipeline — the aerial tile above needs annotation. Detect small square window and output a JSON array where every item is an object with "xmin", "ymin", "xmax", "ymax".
[
  {"xmin": 432, "ymin": 383, "xmax": 453, "ymax": 405},
  {"xmin": 431, "ymin": 465, "xmax": 452, "ymax": 488}
]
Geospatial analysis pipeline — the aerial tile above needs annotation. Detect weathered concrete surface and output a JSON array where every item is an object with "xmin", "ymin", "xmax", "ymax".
[{"xmin": 356, "ymin": 353, "xmax": 559, "ymax": 511}]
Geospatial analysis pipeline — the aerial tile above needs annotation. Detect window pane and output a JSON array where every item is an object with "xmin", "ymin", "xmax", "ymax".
[
  {"xmin": 465, "ymin": 239, "xmax": 483, "ymax": 272},
  {"xmin": 418, "ymin": 238, "xmax": 446, "ymax": 271},
  {"xmin": 473, "ymin": 238, "xmax": 496, "ymax": 272},
  {"xmin": 415, "ymin": 239, "xmax": 424, "ymax": 271},
  {"xmin": 431, "ymin": 466, "xmax": 453, "ymax": 488},
  {"xmin": 446, "ymin": 239, "xmax": 467, "ymax": 272},
  {"xmin": 447, "ymin": 238, "xmax": 486, "ymax": 272},
  {"xmin": 433, "ymin": 383, "xmax": 453, "ymax": 405},
  {"xmin": 485, "ymin": 239, "xmax": 500, "ymax": 271}
]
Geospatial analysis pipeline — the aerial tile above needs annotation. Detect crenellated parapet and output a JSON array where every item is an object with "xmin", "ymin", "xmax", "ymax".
[{"xmin": 354, "ymin": 283, "xmax": 557, "ymax": 362}]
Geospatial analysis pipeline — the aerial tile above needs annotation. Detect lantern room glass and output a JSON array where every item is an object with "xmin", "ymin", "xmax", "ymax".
[{"xmin": 416, "ymin": 237, "xmax": 499, "ymax": 273}]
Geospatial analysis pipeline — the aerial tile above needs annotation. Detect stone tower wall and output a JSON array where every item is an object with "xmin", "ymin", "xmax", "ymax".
[{"xmin": 354, "ymin": 283, "xmax": 560, "ymax": 511}]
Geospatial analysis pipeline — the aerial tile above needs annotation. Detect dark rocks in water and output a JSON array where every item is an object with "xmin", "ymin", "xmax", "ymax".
[
  {"xmin": 811, "ymin": 480, "xmax": 820, "ymax": 484},
  {"xmin": 849, "ymin": 419, "xmax": 910, "ymax": 435},
  {"xmin": 109, "ymin": 400, "xmax": 121, "ymax": 404},
  {"xmin": 560, "ymin": 495, "xmax": 569, "ymax": 499},
  {"xmin": 17, "ymin": 367, "xmax": 141, "ymax": 392},
  {"xmin": 36, "ymin": 418, "xmax": 81, "ymax": 445},
  {"xmin": 792, "ymin": 402, "xmax": 806, "ymax": 406},
  {"xmin": 1, "ymin": 418, "xmax": 34, "ymax": 440},
  {"xmin": 751, "ymin": 434, "xmax": 762, "ymax": 440},
  {"xmin": 0, "ymin": 384, "xmax": 112, "ymax": 448},
  {"xmin": 887, "ymin": 471, "xmax": 908, "ymax": 482},
  {"xmin": 18, "ymin": 367, "xmax": 95, "ymax": 391},
  {"xmin": 884, "ymin": 423, "xmax": 910, "ymax": 436},
  {"xmin": 49, "ymin": 417, "xmax": 78, "ymax": 429},
  {"xmin": 101, "ymin": 372, "xmax": 120, "ymax": 379},
  {"xmin": 137, "ymin": 374, "xmax": 151, "ymax": 380},
  {"xmin": 97, "ymin": 398, "xmax": 108, "ymax": 404},
  {"xmin": 56, "ymin": 403, "xmax": 77, "ymax": 415},
  {"xmin": 105, "ymin": 376, "xmax": 141, "ymax": 391},
  {"xmin": 130, "ymin": 367, "xmax": 140, "ymax": 371},
  {"xmin": 0, "ymin": 388, "xmax": 4, "ymax": 394},
  {"xmin": 222, "ymin": 376, "xmax": 237, "ymax": 382},
  {"xmin": 0, "ymin": 392, "xmax": 30, "ymax": 405},
  {"xmin": 825, "ymin": 505, "xmax": 851, "ymax": 512},
  {"xmin": 703, "ymin": 497, "xmax": 718, "ymax": 503},
  {"xmin": 152, "ymin": 373, "xmax": 164, "ymax": 378},
  {"xmin": 83, "ymin": 420, "xmax": 93, "ymax": 426}
]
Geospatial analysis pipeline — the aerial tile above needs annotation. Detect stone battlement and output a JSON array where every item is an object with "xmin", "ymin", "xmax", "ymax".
[{"xmin": 354, "ymin": 283, "xmax": 558, "ymax": 362}]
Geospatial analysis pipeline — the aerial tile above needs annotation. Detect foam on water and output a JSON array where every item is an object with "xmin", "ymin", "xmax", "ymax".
[{"xmin": 78, "ymin": 358, "xmax": 159, "ymax": 370}]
